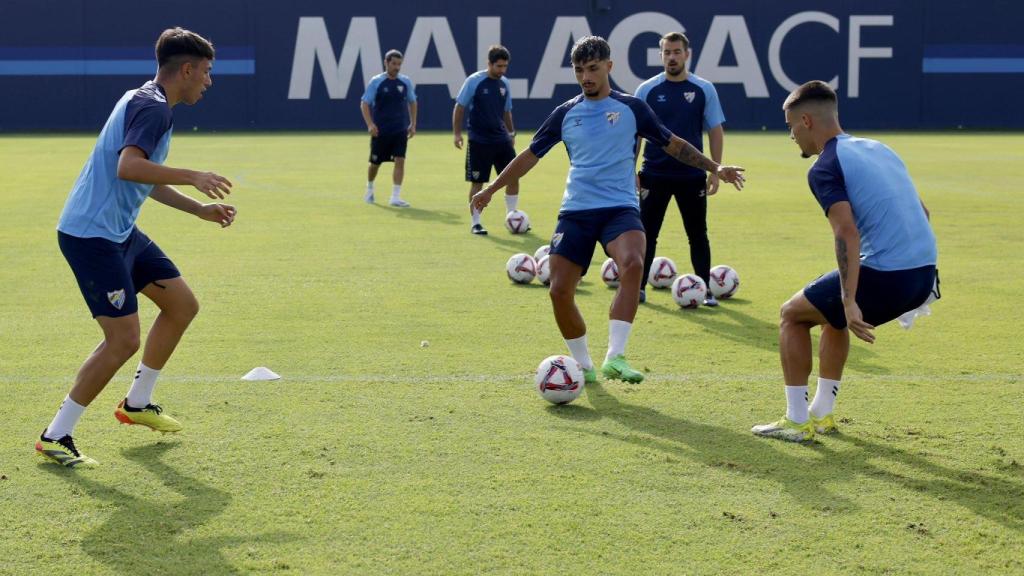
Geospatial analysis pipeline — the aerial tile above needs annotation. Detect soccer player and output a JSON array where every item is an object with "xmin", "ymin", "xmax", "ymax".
[
  {"xmin": 453, "ymin": 45, "xmax": 519, "ymax": 235},
  {"xmin": 361, "ymin": 49, "xmax": 417, "ymax": 207},
  {"xmin": 752, "ymin": 80, "xmax": 938, "ymax": 442},
  {"xmin": 635, "ymin": 32, "xmax": 726, "ymax": 306},
  {"xmin": 472, "ymin": 36, "xmax": 745, "ymax": 383},
  {"xmin": 36, "ymin": 28, "xmax": 236, "ymax": 467}
]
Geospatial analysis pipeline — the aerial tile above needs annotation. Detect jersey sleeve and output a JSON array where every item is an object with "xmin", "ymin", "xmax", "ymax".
[
  {"xmin": 361, "ymin": 75, "xmax": 383, "ymax": 105},
  {"xmin": 808, "ymin": 158, "xmax": 849, "ymax": 215},
  {"xmin": 400, "ymin": 75, "xmax": 417, "ymax": 103},
  {"xmin": 529, "ymin": 105, "xmax": 568, "ymax": 158},
  {"xmin": 629, "ymin": 98, "xmax": 672, "ymax": 148},
  {"xmin": 455, "ymin": 75, "xmax": 476, "ymax": 107},
  {"xmin": 121, "ymin": 101, "xmax": 171, "ymax": 159},
  {"xmin": 634, "ymin": 78, "xmax": 654, "ymax": 101},
  {"xmin": 701, "ymin": 82, "xmax": 725, "ymax": 130},
  {"xmin": 502, "ymin": 77, "xmax": 513, "ymax": 111}
]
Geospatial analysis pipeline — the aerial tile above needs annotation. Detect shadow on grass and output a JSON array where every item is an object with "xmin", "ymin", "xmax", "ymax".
[
  {"xmin": 40, "ymin": 441, "xmax": 296, "ymax": 574},
  {"xmin": 641, "ymin": 295, "xmax": 889, "ymax": 374},
  {"xmin": 371, "ymin": 204, "xmax": 462, "ymax": 226},
  {"xmin": 555, "ymin": 382, "xmax": 1024, "ymax": 531}
]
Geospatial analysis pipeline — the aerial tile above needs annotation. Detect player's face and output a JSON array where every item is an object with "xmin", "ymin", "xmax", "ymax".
[
  {"xmin": 785, "ymin": 108, "xmax": 814, "ymax": 158},
  {"xmin": 488, "ymin": 59, "xmax": 509, "ymax": 78},
  {"xmin": 661, "ymin": 41, "xmax": 689, "ymax": 77},
  {"xmin": 386, "ymin": 57, "xmax": 402, "ymax": 77},
  {"xmin": 574, "ymin": 59, "xmax": 612, "ymax": 98},
  {"xmin": 181, "ymin": 58, "xmax": 213, "ymax": 105}
]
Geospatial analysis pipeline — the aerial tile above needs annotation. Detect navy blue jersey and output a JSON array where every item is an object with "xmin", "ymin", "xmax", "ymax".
[
  {"xmin": 456, "ymin": 70, "xmax": 513, "ymax": 144},
  {"xmin": 361, "ymin": 73, "xmax": 416, "ymax": 135},
  {"xmin": 635, "ymin": 73, "xmax": 724, "ymax": 180}
]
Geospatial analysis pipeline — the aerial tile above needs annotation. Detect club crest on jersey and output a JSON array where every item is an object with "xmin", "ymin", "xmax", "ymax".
[
  {"xmin": 397, "ymin": 85, "xmax": 404, "ymax": 93},
  {"xmin": 684, "ymin": 91, "xmax": 695, "ymax": 103},
  {"xmin": 605, "ymin": 111, "xmax": 620, "ymax": 125},
  {"xmin": 499, "ymin": 87, "xmax": 506, "ymax": 97},
  {"xmin": 550, "ymin": 232, "xmax": 564, "ymax": 248},
  {"xmin": 107, "ymin": 289, "xmax": 126, "ymax": 310}
]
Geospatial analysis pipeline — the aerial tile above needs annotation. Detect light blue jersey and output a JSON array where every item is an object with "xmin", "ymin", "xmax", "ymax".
[
  {"xmin": 530, "ymin": 91, "xmax": 672, "ymax": 212},
  {"xmin": 58, "ymin": 81, "xmax": 173, "ymax": 242},
  {"xmin": 809, "ymin": 134, "xmax": 937, "ymax": 271}
]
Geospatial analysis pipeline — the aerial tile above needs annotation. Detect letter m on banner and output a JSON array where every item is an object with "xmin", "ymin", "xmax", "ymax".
[{"xmin": 288, "ymin": 17, "xmax": 382, "ymax": 99}]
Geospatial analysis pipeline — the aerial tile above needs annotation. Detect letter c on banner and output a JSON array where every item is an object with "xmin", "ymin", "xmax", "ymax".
[{"xmin": 768, "ymin": 11, "xmax": 840, "ymax": 93}]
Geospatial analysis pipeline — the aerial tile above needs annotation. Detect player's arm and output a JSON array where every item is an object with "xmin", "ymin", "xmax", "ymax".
[
  {"xmin": 661, "ymin": 135, "xmax": 744, "ymax": 190},
  {"xmin": 117, "ymin": 146, "xmax": 232, "ymax": 199},
  {"xmin": 706, "ymin": 125, "xmax": 724, "ymax": 195},
  {"xmin": 360, "ymin": 101, "xmax": 378, "ymax": 137},
  {"xmin": 452, "ymin": 104, "xmax": 466, "ymax": 149},
  {"xmin": 827, "ymin": 201, "xmax": 874, "ymax": 343},
  {"xmin": 470, "ymin": 149, "xmax": 540, "ymax": 212},
  {"xmin": 149, "ymin": 184, "xmax": 236, "ymax": 228},
  {"xmin": 504, "ymin": 110, "xmax": 515, "ymax": 141},
  {"xmin": 408, "ymin": 101, "xmax": 417, "ymax": 138}
]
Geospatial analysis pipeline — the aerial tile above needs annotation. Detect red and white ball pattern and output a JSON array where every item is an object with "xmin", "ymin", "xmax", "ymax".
[
  {"xmin": 708, "ymin": 265, "xmax": 740, "ymax": 298},
  {"xmin": 535, "ymin": 354, "xmax": 585, "ymax": 404},
  {"xmin": 506, "ymin": 253, "xmax": 537, "ymax": 284},
  {"xmin": 672, "ymin": 274, "xmax": 707, "ymax": 308},
  {"xmin": 505, "ymin": 210, "xmax": 531, "ymax": 234},
  {"xmin": 648, "ymin": 256, "xmax": 678, "ymax": 289},
  {"xmin": 600, "ymin": 258, "xmax": 620, "ymax": 288}
]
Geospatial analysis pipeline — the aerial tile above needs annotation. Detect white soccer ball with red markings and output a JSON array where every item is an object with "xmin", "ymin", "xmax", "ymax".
[
  {"xmin": 506, "ymin": 253, "xmax": 537, "ymax": 284},
  {"xmin": 672, "ymin": 274, "xmax": 707, "ymax": 308},
  {"xmin": 536, "ymin": 255, "xmax": 551, "ymax": 285},
  {"xmin": 648, "ymin": 256, "xmax": 678, "ymax": 289},
  {"xmin": 535, "ymin": 354, "xmax": 585, "ymax": 405},
  {"xmin": 708, "ymin": 265, "xmax": 740, "ymax": 298},
  {"xmin": 534, "ymin": 244, "xmax": 551, "ymax": 261},
  {"xmin": 505, "ymin": 210, "xmax": 531, "ymax": 234},
  {"xmin": 600, "ymin": 258, "xmax": 620, "ymax": 288}
]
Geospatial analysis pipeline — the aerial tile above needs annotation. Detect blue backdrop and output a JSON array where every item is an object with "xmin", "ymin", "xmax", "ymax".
[{"xmin": 2, "ymin": 0, "xmax": 1022, "ymax": 131}]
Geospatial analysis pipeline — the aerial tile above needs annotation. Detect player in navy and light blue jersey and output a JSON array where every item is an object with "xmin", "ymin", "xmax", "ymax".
[
  {"xmin": 472, "ymin": 37, "xmax": 745, "ymax": 384},
  {"xmin": 37, "ymin": 28, "xmax": 236, "ymax": 468},
  {"xmin": 360, "ymin": 49, "xmax": 417, "ymax": 207},
  {"xmin": 453, "ymin": 45, "xmax": 519, "ymax": 235},
  {"xmin": 634, "ymin": 32, "xmax": 726, "ymax": 306},
  {"xmin": 752, "ymin": 81, "xmax": 938, "ymax": 443}
]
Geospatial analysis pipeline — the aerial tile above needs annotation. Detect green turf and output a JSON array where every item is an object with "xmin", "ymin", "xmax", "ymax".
[{"xmin": 1, "ymin": 131, "xmax": 1022, "ymax": 575}]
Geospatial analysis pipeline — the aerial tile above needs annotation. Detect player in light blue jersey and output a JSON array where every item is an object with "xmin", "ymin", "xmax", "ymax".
[
  {"xmin": 752, "ymin": 81, "xmax": 938, "ymax": 443},
  {"xmin": 472, "ymin": 36, "xmax": 745, "ymax": 384},
  {"xmin": 360, "ymin": 49, "xmax": 417, "ymax": 207},
  {"xmin": 37, "ymin": 28, "xmax": 236, "ymax": 468}
]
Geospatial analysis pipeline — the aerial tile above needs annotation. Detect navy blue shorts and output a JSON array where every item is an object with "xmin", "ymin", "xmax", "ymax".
[
  {"xmin": 803, "ymin": 265, "xmax": 937, "ymax": 329},
  {"xmin": 550, "ymin": 207, "xmax": 644, "ymax": 276},
  {"xmin": 369, "ymin": 131, "xmax": 408, "ymax": 164},
  {"xmin": 58, "ymin": 228, "xmax": 180, "ymax": 318},
  {"xmin": 465, "ymin": 140, "xmax": 515, "ymax": 182}
]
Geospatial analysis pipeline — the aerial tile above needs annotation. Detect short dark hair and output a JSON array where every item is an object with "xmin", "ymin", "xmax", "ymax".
[
  {"xmin": 156, "ymin": 27, "xmax": 214, "ymax": 70},
  {"xmin": 385, "ymin": 49, "xmax": 403, "ymax": 63},
  {"xmin": 571, "ymin": 36, "xmax": 611, "ymax": 65},
  {"xmin": 487, "ymin": 45, "xmax": 510, "ymax": 64},
  {"xmin": 659, "ymin": 32, "xmax": 690, "ymax": 51},
  {"xmin": 783, "ymin": 80, "xmax": 838, "ymax": 111}
]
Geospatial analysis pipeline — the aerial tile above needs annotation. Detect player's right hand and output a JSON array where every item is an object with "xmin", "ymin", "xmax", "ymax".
[
  {"xmin": 368, "ymin": 124, "xmax": 379, "ymax": 137},
  {"xmin": 845, "ymin": 302, "xmax": 876, "ymax": 344},
  {"xmin": 717, "ymin": 165, "xmax": 746, "ymax": 190},
  {"xmin": 454, "ymin": 134, "xmax": 463, "ymax": 149},
  {"xmin": 471, "ymin": 188, "xmax": 493, "ymax": 211},
  {"xmin": 191, "ymin": 171, "xmax": 233, "ymax": 199}
]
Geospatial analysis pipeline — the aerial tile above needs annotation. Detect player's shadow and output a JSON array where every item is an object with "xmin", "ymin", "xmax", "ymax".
[
  {"xmin": 641, "ymin": 296, "xmax": 889, "ymax": 374},
  {"xmin": 477, "ymin": 230, "xmax": 544, "ymax": 251},
  {"xmin": 39, "ymin": 441, "xmax": 296, "ymax": 574},
  {"xmin": 372, "ymin": 204, "xmax": 462, "ymax": 226}
]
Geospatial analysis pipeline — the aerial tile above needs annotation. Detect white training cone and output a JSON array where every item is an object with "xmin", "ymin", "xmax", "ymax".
[{"xmin": 242, "ymin": 367, "xmax": 280, "ymax": 381}]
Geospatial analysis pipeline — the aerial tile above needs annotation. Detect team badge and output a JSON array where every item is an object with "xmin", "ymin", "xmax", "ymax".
[
  {"xmin": 397, "ymin": 85, "xmax": 404, "ymax": 93},
  {"xmin": 605, "ymin": 111, "xmax": 620, "ymax": 125},
  {"xmin": 472, "ymin": 171, "xmax": 480, "ymax": 179},
  {"xmin": 550, "ymin": 232, "xmax": 564, "ymax": 247},
  {"xmin": 371, "ymin": 154, "xmax": 378, "ymax": 161},
  {"xmin": 499, "ymin": 87, "xmax": 506, "ymax": 97},
  {"xmin": 107, "ymin": 289, "xmax": 126, "ymax": 310},
  {"xmin": 684, "ymin": 91, "xmax": 695, "ymax": 103}
]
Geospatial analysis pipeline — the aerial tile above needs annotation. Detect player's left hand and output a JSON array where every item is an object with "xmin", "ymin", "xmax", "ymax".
[
  {"xmin": 197, "ymin": 203, "xmax": 236, "ymax": 228},
  {"xmin": 844, "ymin": 302, "xmax": 875, "ymax": 343},
  {"xmin": 408, "ymin": 126, "xmax": 416, "ymax": 139},
  {"xmin": 716, "ymin": 165, "xmax": 745, "ymax": 190},
  {"xmin": 471, "ymin": 188, "xmax": 495, "ymax": 212},
  {"xmin": 706, "ymin": 172, "xmax": 720, "ymax": 196}
]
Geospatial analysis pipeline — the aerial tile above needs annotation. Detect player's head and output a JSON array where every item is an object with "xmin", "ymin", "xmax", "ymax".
[
  {"xmin": 155, "ymin": 27, "xmax": 215, "ymax": 106},
  {"xmin": 487, "ymin": 45, "xmax": 510, "ymax": 78},
  {"xmin": 571, "ymin": 36, "xmax": 612, "ymax": 98},
  {"xmin": 659, "ymin": 32, "xmax": 690, "ymax": 77},
  {"xmin": 783, "ymin": 80, "xmax": 840, "ymax": 158},
  {"xmin": 384, "ymin": 49, "xmax": 403, "ymax": 77}
]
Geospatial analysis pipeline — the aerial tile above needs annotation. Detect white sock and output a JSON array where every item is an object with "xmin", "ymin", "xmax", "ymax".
[
  {"xmin": 564, "ymin": 334, "xmax": 594, "ymax": 370},
  {"xmin": 505, "ymin": 194, "xmax": 518, "ymax": 212},
  {"xmin": 810, "ymin": 377, "xmax": 841, "ymax": 417},
  {"xmin": 605, "ymin": 320, "xmax": 633, "ymax": 362},
  {"xmin": 126, "ymin": 362, "xmax": 160, "ymax": 408},
  {"xmin": 471, "ymin": 208, "xmax": 481, "ymax": 226},
  {"xmin": 366, "ymin": 181, "xmax": 375, "ymax": 192},
  {"xmin": 785, "ymin": 385, "xmax": 809, "ymax": 424},
  {"xmin": 45, "ymin": 395, "xmax": 86, "ymax": 439},
  {"xmin": 391, "ymin": 184, "xmax": 401, "ymax": 200}
]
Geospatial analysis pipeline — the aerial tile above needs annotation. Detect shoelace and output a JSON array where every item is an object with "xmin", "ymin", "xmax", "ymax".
[
  {"xmin": 56, "ymin": 435, "xmax": 82, "ymax": 457},
  {"xmin": 145, "ymin": 404, "xmax": 164, "ymax": 415}
]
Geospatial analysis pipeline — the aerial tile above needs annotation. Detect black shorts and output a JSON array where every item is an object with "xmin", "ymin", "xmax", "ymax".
[
  {"xmin": 58, "ymin": 228, "xmax": 180, "ymax": 318},
  {"xmin": 465, "ymin": 140, "xmax": 515, "ymax": 182},
  {"xmin": 803, "ymin": 265, "xmax": 937, "ymax": 329},
  {"xmin": 550, "ymin": 207, "xmax": 644, "ymax": 276},
  {"xmin": 369, "ymin": 131, "xmax": 408, "ymax": 164}
]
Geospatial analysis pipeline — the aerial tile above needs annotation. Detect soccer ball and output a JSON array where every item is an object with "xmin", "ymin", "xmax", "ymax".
[
  {"xmin": 506, "ymin": 253, "xmax": 536, "ymax": 284},
  {"xmin": 600, "ymin": 258, "xmax": 620, "ymax": 288},
  {"xmin": 536, "ymin": 255, "xmax": 551, "ymax": 285},
  {"xmin": 535, "ymin": 354, "xmax": 585, "ymax": 405},
  {"xmin": 672, "ymin": 274, "xmax": 707, "ymax": 308},
  {"xmin": 505, "ymin": 210, "xmax": 531, "ymax": 234},
  {"xmin": 708, "ymin": 265, "xmax": 740, "ymax": 298},
  {"xmin": 648, "ymin": 256, "xmax": 678, "ymax": 289},
  {"xmin": 534, "ymin": 244, "xmax": 551, "ymax": 261}
]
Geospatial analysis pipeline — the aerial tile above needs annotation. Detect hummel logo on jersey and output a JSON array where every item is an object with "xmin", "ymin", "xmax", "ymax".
[
  {"xmin": 107, "ymin": 289, "xmax": 126, "ymax": 310},
  {"xmin": 574, "ymin": 118, "xmax": 583, "ymax": 127},
  {"xmin": 606, "ymin": 112, "xmax": 620, "ymax": 125},
  {"xmin": 656, "ymin": 94, "xmax": 667, "ymax": 103},
  {"xmin": 684, "ymin": 91, "xmax": 695, "ymax": 103},
  {"xmin": 499, "ymin": 87, "xmax": 506, "ymax": 97},
  {"xmin": 483, "ymin": 88, "xmax": 489, "ymax": 94},
  {"xmin": 383, "ymin": 86, "xmax": 389, "ymax": 93}
]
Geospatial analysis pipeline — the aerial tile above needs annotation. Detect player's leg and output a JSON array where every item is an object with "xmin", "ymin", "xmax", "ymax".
[
  {"xmin": 366, "ymin": 137, "xmax": 382, "ymax": 203},
  {"xmin": 495, "ymin": 143, "xmax": 522, "ymax": 217},
  {"xmin": 600, "ymin": 210, "xmax": 647, "ymax": 383},
  {"xmin": 638, "ymin": 174, "xmax": 672, "ymax": 302},
  {"xmin": 466, "ymin": 141, "xmax": 489, "ymax": 234},
  {"xmin": 675, "ymin": 179, "xmax": 714, "ymax": 305},
  {"xmin": 548, "ymin": 214, "xmax": 600, "ymax": 383},
  {"xmin": 388, "ymin": 134, "xmax": 410, "ymax": 207},
  {"xmin": 809, "ymin": 324, "xmax": 848, "ymax": 433}
]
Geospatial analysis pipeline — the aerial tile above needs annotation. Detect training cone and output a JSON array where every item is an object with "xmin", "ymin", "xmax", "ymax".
[{"xmin": 242, "ymin": 367, "xmax": 281, "ymax": 381}]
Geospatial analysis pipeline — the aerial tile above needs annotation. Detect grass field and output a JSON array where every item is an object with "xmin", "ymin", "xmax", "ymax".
[{"xmin": 1, "ymin": 131, "xmax": 1022, "ymax": 575}]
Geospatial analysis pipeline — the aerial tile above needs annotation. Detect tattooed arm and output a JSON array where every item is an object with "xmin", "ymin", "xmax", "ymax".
[
  {"xmin": 661, "ymin": 135, "xmax": 745, "ymax": 190},
  {"xmin": 827, "ymin": 201, "xmax": 874, "ymax": 343}
]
